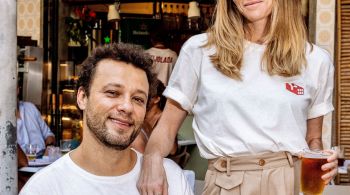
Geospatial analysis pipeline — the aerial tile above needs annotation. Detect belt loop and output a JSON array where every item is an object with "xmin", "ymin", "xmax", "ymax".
[
  {"xmin": 226, "ymin": 157, "xmax": 231, "ymax": 176},
  {"xmin": 285, "ymin": 152, "xmax": 294, "ymax": 167}
]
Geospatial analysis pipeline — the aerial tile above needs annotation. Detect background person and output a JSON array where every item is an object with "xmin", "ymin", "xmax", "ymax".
[
  {"xmin": 20, "ymin": 43, "xmax": 193, "ymax": 195},
  {"xmin": 137, "ymin": 0, "xmax": 338, "ymax": 195},
  {"xmin": 146, "ymin": 28, "xmax": 177, "ymax": 86},
  {"xmin": 131, "ymin": 80, "xmax": 187, "ymax": 167},
  {"xmin": 17, "ymin": 96, "xmax": 55, "ymax": 157},
  {"xmin": 131, "ymin": 79, "xmax": 167, "ymax": 153}
]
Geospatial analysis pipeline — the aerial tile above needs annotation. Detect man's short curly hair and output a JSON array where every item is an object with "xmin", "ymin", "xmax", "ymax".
[{"xmin": 77, "ymin": 43, "xmax": 157, "ymax": 101}]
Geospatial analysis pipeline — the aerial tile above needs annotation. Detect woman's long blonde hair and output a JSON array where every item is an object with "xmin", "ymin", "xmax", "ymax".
[{"xmin": 205, "ymin": 0, "xmax": 308, "ymax": 80}]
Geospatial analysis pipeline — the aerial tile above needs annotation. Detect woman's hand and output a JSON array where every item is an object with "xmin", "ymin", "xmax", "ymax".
[
  {"xmin": 321, "ymin": 149, "xmax": 338, "ymax": 184},
  {"xmin": 137, "ymin": 153, "xmax": 168, "ymax": 195}
]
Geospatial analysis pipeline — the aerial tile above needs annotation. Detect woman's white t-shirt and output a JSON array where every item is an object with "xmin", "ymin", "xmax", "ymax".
[{"xmin": 164, "ymin": 33, "xmax": 334, "ymax": 159}]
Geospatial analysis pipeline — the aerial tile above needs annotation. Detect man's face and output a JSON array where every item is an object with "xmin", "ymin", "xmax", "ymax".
[{"xmin": 78, "ymin": 59, "xmax": 149, "ymax": 150}]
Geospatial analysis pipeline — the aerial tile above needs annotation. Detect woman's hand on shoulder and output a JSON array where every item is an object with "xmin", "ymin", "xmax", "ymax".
[{"xmin": 137, "ymin": 153, "xmax": 168, "ymax": 195}]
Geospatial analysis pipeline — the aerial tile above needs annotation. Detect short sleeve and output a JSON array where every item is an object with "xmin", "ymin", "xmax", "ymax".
[
  {"xmin": 308, "ymin": 50, "xmax": 334, "ymax": 119},
  {"xmin": 164, "ymin": 159, "xmax": 194, "ymax": 195},
  {"xmin": 163, "ymin": 36, "xmax": 204, "ymax": 112}
]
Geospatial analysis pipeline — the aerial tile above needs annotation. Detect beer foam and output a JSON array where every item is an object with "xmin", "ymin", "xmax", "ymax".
[{"xmin": 302, "ymin": 152, "xmax": 329, "ymax": 159}]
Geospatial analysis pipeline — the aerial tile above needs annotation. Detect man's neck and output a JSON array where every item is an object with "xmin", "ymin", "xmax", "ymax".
[
  {"xmin": 153, "ymin": 43, "xmax": 167, "ymax": 49},
  {"xmin": 70, "ymin": 130, "xmax": 137, "ymax": 176}
]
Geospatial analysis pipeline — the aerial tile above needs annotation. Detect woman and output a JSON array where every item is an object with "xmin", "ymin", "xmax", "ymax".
[{"xmin": 138, "ymin": 0, "xmax": 338, "ymax": 194}]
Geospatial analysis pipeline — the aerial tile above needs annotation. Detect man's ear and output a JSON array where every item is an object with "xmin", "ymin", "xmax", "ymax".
[
  {"xmin": 77, "ymin": 86, "xmax": 88, "ymax": 110},
  {"xmin": 152, "ymin": 96, "xmax": 160, "ymax": 104}
]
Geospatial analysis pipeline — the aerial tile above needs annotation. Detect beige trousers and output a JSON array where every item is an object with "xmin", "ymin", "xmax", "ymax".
[{"xmin": 202, "ymin": 152, "xmax": 300, "ymax": 195}]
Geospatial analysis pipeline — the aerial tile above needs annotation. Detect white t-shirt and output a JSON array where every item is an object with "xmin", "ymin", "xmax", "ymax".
[
  {"xmin": 20, "ymin": 150, "xmax": 193, "ymax": 195},
  {"xmin": 146, "ymin": 47, "xmax": 178, "ymax": 85},
  {"xmin": 164, "ymin": 33, "xmax": 334, "ymax": 159}
]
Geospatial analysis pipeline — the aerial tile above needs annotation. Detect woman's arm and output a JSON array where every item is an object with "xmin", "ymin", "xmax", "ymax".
[
  {"xmin": 306, "ymin": 116, "xmax": 324, "ymax": 150},
  {"xmin": 306, "ymin": 116, "xmax": 338, "ymax": 184},
  {"xmin": 137, "ymin": 99, "xmax": 188, "ymax": 195}
]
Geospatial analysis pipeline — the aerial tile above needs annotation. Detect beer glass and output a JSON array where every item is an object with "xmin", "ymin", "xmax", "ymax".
[
  {"xmin": 333, "ymin": 146, "xmax": 345, "ymax": 166},
  {"xmin": 25, "ymin": 144, "xmax": 38, "ymax": 161},
  {"xmin": 60, "ymin": 139, "xmax": 72, "ymax": 155},
  {"xmin": 300, "ymin": 149, "xmax": 330, "ymax": 195}
]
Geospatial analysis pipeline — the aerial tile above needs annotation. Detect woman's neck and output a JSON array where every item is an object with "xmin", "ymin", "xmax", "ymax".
[{"xmin": 246, "ymin": 18, "xmax": 268, "ymax": 44}]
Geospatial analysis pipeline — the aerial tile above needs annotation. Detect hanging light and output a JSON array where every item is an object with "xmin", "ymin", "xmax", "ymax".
[
  {"xmin": 188, "ymin": 1, "xmax": 200, "ymax": 19},
  {"xmin": 108, "ymin": 2, "xmax": 120, "ymax": 21}
]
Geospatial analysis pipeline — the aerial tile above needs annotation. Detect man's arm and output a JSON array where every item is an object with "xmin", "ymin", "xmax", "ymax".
[
  {"xmin": 138, "ymin": 99, "xmax": 187, "ymax": 195},
  {"xmin": 17, "ymin": 144, "xmax": 28, "ymax": 168},
  {"xmin": 45, "ymin": 136, "xmax": 55, "ymax": 147}
]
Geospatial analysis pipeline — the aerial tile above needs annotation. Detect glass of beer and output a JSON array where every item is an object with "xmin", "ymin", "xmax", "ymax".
[
  {"xmin": 60, "ymin": 139, "xmax": 72, "ymax": 155},
  {"xmin": 333, "ymin": 146, "xmax": 345, "ymax": 167},
  {"xmin": 25, "ymin": 144, "xmax": 38, "ymax": 161},
  {"xmin": 300, "ymin": 149, "xmax": 330, "ymax": 195}
]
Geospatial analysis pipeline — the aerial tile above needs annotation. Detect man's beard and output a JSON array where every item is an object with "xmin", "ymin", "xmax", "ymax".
[{"xmin": 85, "ymin": 105, "xmax": 142, "ymax": 151}]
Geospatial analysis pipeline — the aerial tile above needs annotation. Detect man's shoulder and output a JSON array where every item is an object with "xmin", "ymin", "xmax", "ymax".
[
  {"xmin": 20, "ymin": 156, "xmax": 69, "ymax": 194},
  {"xmin": 20, "ymin": 101, "xmax": 36, "ymax": 109},
  {"xmin": 163, "ymin": 158, "xmax": 183, "ymax": 172}
]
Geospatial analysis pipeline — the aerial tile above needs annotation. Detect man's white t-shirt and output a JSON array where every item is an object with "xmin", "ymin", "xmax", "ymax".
[
  {"xmin": 164, "ymin": 33, "xmax": 334, "ymax": 159},
  {"xmin": 20, "ymin": 150, "xmax": 193, "ymax": 195},
  {"xmin": 146, "ymin": 47, "xmax": 178, "ymax": 85}
]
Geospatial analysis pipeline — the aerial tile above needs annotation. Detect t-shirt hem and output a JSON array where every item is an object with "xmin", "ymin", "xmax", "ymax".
[
  {"xmin": 163, "ymin": 87, "xmax": 193, "ymax": 112},
  {"xmin": 308, "ymin": 103, "xmax": 334, "ymax": 119}
]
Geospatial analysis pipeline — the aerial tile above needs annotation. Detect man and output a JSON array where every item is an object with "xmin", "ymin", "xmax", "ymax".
[
  {"xmin": 17, "ymin": 98, "xmax": 55, "ymax": 156},
  {"xmin": 20, "ymin": 43, "xmax": 193, "ymax": 195},
  {"xmin": 146, "ymin": 29, "xmax": 177, "ymax": 86}
]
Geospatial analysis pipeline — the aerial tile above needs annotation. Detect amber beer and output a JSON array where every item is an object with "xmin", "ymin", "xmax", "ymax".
[
  {"xmin": 27, "ymin": 154, "xmax": 36, "ymax": 161},
  {"xmin": 301, "ymin": 153, "xmax": 329, "ymax": 195}
]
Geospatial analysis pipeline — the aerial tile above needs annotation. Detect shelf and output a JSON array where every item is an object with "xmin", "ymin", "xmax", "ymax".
[{"xmin": 62, "ymin": 0, "xmax": 215, "ymax": 5}]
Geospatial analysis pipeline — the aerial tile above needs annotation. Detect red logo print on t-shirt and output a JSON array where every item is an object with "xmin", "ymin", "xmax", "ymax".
[{"xmin": 286, "ymin": 83, "xmax": 304, "ymax": 95}]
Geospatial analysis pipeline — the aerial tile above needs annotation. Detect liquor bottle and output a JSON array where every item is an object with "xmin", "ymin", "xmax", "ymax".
[{"xmin": 92, "ymin": 19, "xmax": 102, "ymax": 50}]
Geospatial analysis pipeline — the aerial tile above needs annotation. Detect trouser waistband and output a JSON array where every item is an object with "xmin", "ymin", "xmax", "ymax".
[{"xmin": 208, "ymin": 152, "xmax": 299, "ymax": 176}]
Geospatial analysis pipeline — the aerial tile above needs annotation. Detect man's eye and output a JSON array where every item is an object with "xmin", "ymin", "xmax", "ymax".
[
  {"xmin": 106, "ymin": 91, "xmax": 119, "ymax": 97},
  {"xmin": 133, "ymin": 97, "xmax": 145, "ymax": 104}
]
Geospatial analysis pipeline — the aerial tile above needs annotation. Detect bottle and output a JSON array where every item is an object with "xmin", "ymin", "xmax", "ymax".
[
  {"xmin": 92, "ymin": 19, "xmax": 102, "ymax": 50},
  {"xmin": 175, "ymin": 5, "xmax": 181, "ymax": 30}
]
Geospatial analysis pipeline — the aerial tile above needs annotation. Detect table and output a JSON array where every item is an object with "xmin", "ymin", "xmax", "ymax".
[
  {"xmin": 19, "ymin": 166, "xmax": 44, "ymax": 173},
  {"xmin": 323, "ymin": 185, "xmax": 350, "ymax": 195},
  {"xmin": 178, "ymin": 139, "xmax": 196, "ymax": 146},
  {"xmin": 194, "ymin": 180, "xmax": 350, "ymax": 195}
]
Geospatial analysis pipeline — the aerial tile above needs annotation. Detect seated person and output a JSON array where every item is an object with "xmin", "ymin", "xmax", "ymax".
[
  {"xmin": 131, "ymin": 80, "xmax": 189, "ymax": 168},
  {"xmin": 18, "ymin": 143, "xmax": 28, "ymax": 168},
  {"xmin": 19, "ymin": 43, "xmax": 192, "ymax": 195},
  {"xmin": 131, "ymin": 79, "xmax": 167, "ymax": 153},
  {"xmin": 17, "ymin": 99, "xmax": 55, "ymax": 156}
]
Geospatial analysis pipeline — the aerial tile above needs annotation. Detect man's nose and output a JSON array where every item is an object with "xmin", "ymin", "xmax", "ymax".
[{"xmin": 117, "ymin": 97, "xmax": 133, "ymax": 114}]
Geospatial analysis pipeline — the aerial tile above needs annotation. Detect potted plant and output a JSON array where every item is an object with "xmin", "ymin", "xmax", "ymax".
[{"xmin": 65, "ymin": 6, "xmax": 96, "ymax": 47}]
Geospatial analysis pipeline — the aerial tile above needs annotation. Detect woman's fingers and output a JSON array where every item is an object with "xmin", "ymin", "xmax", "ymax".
[{"xmin": 320, "ymin": 149, "xmax": 338, "ymax": 184}]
